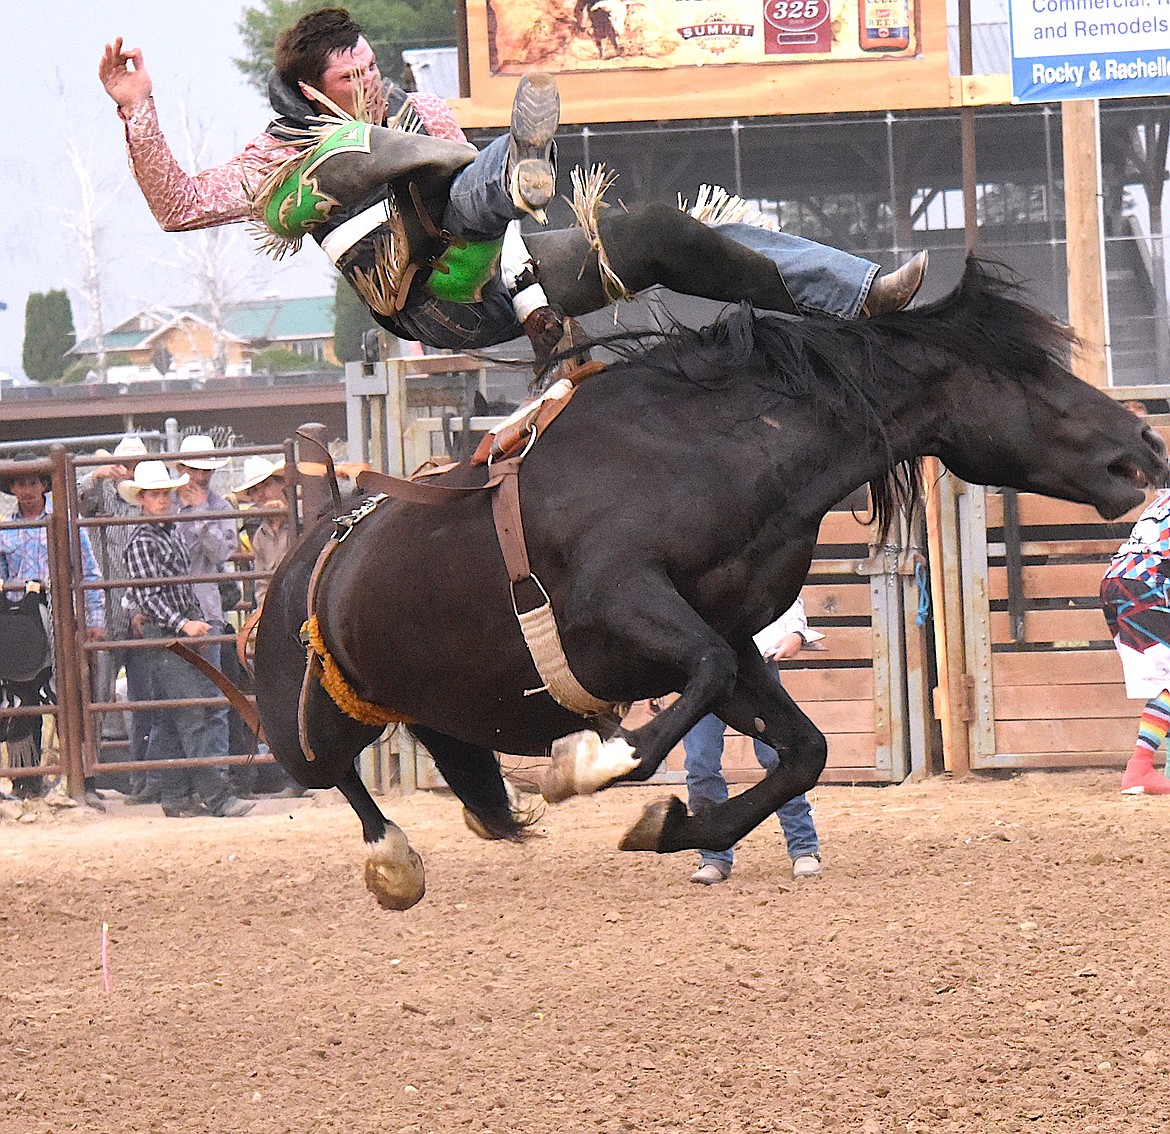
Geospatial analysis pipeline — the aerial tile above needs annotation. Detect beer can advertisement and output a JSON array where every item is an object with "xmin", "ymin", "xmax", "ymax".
[{"xmin": 487, "ymin": 0, "xmax": 919, "ymax": 73}]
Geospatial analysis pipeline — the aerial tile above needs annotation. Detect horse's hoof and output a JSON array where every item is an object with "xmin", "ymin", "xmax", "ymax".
[
  {"xmin": 364, "ymin": 836, "xmax": 426, "ymax": 911},
  {"xmin": 542, "ymin": 730, "xmax": 638, "ymax": 803},
  {"xmin": 463, "ymin": 778, "xmax": 546, "ymax": 839},
  {"xmin": 619, "ymin": 796, "xmax": 688, "ymax": 852}
]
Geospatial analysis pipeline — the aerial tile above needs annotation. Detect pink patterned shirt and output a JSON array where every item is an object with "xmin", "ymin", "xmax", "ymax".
[{"xmin": 117, "ymin": 92, "xmax": 468, "ymax": 233}]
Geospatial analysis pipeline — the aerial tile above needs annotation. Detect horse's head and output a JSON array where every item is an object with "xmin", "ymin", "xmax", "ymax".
[
  {"xmin": 922, "ymin": 260, "xmax": 1169, "ymax": 519},
  {"xmin": 943, "ymin": 374, "xmax": 1167, "ymax": 520}
]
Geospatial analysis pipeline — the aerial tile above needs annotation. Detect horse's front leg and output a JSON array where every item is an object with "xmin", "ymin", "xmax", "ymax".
[
  {"xmin": 542, "ymin": 575, "xmax": 737, "ymax": 802},
  {"xmin": 336, "ymin": 764, "xmax": 427, "ymax": 912},
  {"xmin": 619, "ymin": 642, "xmax": 827, "ymax": 855}
]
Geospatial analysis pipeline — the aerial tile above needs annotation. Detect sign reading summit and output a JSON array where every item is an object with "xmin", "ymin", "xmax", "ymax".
[{"xmin": 1008, "ymin": 0, "xmax": 1170, "ymax": 101}]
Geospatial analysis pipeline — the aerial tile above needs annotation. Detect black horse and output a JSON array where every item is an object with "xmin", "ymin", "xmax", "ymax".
[{"xmin": 254, "ymin": 259, "xmax": 1167, "ymax": 909}]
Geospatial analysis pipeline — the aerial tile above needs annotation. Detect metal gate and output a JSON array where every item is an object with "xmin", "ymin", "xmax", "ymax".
[{"xmin": 935, "ymin": 469, "xmax": 1140, "ymax": 774}]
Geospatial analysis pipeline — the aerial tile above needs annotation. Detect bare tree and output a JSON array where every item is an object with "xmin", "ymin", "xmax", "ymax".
[
  {"xmin": 176, "ymin": 105, "xmax": 237, "ymax": 380},
  {"xmin": 64, "ymin": 140, "xmax": 110, "ymax": 384}
]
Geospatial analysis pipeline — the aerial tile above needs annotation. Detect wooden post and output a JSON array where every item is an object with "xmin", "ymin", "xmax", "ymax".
[
  {"xmin": 47, "ymin": 447, "xmax": 86, "ymax": 798},
  {"xmin": 924, "ymin": 462, "xmax": 972, "ymax": 776},
  {"xmin": 296, "ymin": 422, "xmax": 333, "ymax": 527},
  {"xmin": 1062, "ymin": 100, "xmax": 1111, "ymax": 388}
]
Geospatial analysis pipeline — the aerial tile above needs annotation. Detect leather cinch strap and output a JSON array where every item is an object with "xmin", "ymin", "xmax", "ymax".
[{"xmin": 353, "ymin": 385, "xmax": 616, "ymax": 719}]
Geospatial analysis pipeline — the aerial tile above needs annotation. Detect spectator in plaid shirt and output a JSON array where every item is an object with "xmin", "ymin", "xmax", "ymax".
[{"xmin": 121, "ymin": 461, "xmax": 252, "ymax": 819}]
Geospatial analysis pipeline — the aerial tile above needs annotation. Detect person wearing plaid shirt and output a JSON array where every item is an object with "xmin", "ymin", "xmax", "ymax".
[{"xmin": 121, "ymin": 461, "xmax": 252, "ymax": 819}]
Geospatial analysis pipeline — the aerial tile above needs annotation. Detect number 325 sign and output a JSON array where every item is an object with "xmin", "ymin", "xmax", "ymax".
[{"xmin": 763, "ymin": 0, "xmax": 831, "ymax": 55}]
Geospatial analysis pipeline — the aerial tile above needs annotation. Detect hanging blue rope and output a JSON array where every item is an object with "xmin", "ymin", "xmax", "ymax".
[{"xmin": 915, "ymin": 559, "xmax": 931, "ymax": 625}]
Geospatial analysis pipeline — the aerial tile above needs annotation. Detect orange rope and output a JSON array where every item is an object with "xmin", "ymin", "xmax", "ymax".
[{"xmin": 301, "ymin": 615, "xmax": 410, "ymax": 727}]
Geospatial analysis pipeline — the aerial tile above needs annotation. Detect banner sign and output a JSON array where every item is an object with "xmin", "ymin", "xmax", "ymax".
[
  {"xmin": 1008, "ymin": 0, "xmax": 1170, "ymax": 102},
  {"xmin": 487, "ymin": 0, "xmax": 919, "ymax": 74}
]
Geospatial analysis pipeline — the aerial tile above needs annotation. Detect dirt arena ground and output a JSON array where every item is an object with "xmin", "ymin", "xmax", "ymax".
[{"xmin": 2, "ymin": 770, "xmax": 1169, "ymax": 1134}]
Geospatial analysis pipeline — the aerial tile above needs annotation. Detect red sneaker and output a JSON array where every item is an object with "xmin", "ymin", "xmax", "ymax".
[{"xmin": 1120, "ymin": 755, "xmax": 1170, "ymax": 795}]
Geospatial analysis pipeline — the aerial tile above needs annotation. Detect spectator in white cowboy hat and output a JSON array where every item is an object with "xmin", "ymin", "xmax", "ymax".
[
  {"xmin": 121, "ymin": 460, "xmax": 252, "ymax": 819},
  {"xmin": 233, "ymin": 456, "xmax": 290, "ymax": 606},
  {"xmin": 175, "ymin": 434, "xmax": 238, "ymax": 787},
  {"xmin": 78, "ymin": 435, "xmax": 155, "ymax": 798}
]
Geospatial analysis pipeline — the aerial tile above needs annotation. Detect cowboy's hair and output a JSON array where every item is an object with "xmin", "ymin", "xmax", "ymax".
[{"xmin": 274, "ymin": 7, "xmax": 365, "ymax": 88}]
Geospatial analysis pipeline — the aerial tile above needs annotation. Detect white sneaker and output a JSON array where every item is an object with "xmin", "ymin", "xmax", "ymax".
[
  {"xmin": 690, "ymin": 863, "xmax": 730, "ymax": 885},
  {"xmin": 792, "ymin": 855, "xmax": 822, "ymax": 880}
]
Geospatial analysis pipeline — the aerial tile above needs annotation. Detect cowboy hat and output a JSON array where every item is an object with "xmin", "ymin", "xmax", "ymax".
[
  {"xmin": 0, "ymin": 450, "xmax": 51, "ymax": 495},
  {"xmin": 176, "ymin": 434, "xmax": 228, "ymax": 470},
  {"xmin": 117, "ymin": 460, "xmax": 189, "ymax": 505},
  {"xmin": 94, "ymin": 435, "xmax": 150, "ymax": 460},
  {"xmin": 232, "ymin": 455, "xmax": 286, "ymax": 494}
]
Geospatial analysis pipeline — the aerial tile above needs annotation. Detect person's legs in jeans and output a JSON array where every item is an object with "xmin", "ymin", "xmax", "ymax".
[
  {"xmin": 149, "ymin": 649, "xmax": 239, "ymax": 816},
  {"xmin": 716, "ymin": 223, "xmax": 878, "ymax": 320},
  {"xmin": 442, "ymin": 134, "xmax": 517, "ymax": 241},
  {"xmin": 683, "ymin": 713, "xmax": 734, "ymax": 876},
  {"xmin": 751, "ymin": 739, "xmax": 820, "ymax": 860}
]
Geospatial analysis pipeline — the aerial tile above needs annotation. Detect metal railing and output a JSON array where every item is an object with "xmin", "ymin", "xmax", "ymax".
[{"xmin": 0, "ymin": 430, "xmax": 335, "ymax": 799}]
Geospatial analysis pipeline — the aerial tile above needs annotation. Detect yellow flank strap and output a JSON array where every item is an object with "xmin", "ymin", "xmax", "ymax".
[{"xmin": 301, "ymin": 615, "xmax": 410, "ymax": 727}]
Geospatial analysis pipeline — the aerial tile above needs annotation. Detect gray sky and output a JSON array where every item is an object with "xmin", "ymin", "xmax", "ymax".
[{"xmin": 0, "ymin": 1, "xmax": 334, "ymax": 380}]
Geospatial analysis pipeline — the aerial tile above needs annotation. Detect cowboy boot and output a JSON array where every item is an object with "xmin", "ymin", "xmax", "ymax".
[
  {"xmin": 507, "ymin": 74, "xmax": 560, "ymax": 221},
  {"xmin": 862, "ymin": 250, "xmax": 928, "ymax": 317},
  {"xmin": 1120, "ymin": 747, "xmax": 1170, "ymax": 795}
]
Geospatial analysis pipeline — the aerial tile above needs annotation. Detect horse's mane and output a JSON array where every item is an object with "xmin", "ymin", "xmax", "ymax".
[{"xmin": 578, "ymin": 256, "xmax": 1073, "ymax": 541}]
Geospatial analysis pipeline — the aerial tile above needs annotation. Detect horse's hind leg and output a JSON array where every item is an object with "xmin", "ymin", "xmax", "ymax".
[
  {"xmin": 254, "ymin": 559, "xmax": 425, "ymax": 910},
  {"xmin": 621, "ymin": 647, "xmax": 827, "ymax": 856},
  {"xmin": 332, "ymin": 761, "xmax": 426, "ymax": 911},
  {"xmin": 409, "ymin": 725, "xmax": 540, "ymax": 840}
]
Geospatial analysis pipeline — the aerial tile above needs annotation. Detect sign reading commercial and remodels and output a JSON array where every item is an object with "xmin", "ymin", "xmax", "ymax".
[
  {"xmin": 487, "ymin": 0, "xmax": 919, "ymax": 74},
  {"xmin": 1009, "ymin": 0, "xmax": 1170, "ymax": 101}
]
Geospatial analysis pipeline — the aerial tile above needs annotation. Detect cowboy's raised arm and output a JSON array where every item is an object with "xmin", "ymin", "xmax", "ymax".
[{"xmin": 99, "ymin": 37, "xmax": 273, "ymax": 232}]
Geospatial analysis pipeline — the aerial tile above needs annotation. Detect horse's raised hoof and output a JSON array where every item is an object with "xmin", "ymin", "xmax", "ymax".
[
  {"xmin": 364, "ymin": 833, "xmax": 426, "ymax": 911},
  {"xmin": 619, "ymin": 795, "xmax": 689, "ymax": 852},
  {"xmin": 542, "ymin": 730, "xmax": 638, "ymax": 803},
  {"xmin": 462, "ymin": 778, "xmax": 545, "ymax": 839}
]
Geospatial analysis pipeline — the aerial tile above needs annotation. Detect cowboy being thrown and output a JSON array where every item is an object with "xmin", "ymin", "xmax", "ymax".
[{"xmin": 100, "ymin": 7, "xmax": 928, "ymax": 377}]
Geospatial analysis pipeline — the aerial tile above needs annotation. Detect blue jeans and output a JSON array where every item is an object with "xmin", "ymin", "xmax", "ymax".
[
  {"xmin": 111, "ymin": 644, "xmax": 154, "ymax": 766},
  {"xmin": 717, "ymin": 223, "xmax": 879, "ymax": 320},
  {"xmin": 683, "ymin": 712, "xmax": 820, "ymax": 871},
  {"xmin": 144, "ymin": 640, "xmax": 235, "ymax": 813}
]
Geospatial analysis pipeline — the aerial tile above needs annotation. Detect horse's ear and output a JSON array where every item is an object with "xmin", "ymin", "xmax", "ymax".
[{"xmin": 473, "ymin": 390, "xmax": 489, "ymax": 416}]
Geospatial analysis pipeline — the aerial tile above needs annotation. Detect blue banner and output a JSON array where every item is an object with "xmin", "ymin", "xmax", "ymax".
[{"xmin": 1008, "ymin": 1, "xmax": 1170, "ymax": 102}]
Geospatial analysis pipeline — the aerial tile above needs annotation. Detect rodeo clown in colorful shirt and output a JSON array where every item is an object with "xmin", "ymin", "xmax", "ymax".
[
  {"xmin": 99, "ymin": 7, "xmax": 929, "ymax": 378},
  {"xmin": 1102, "ymin": 487, "xmax": 1170, "ymax": 796}
]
